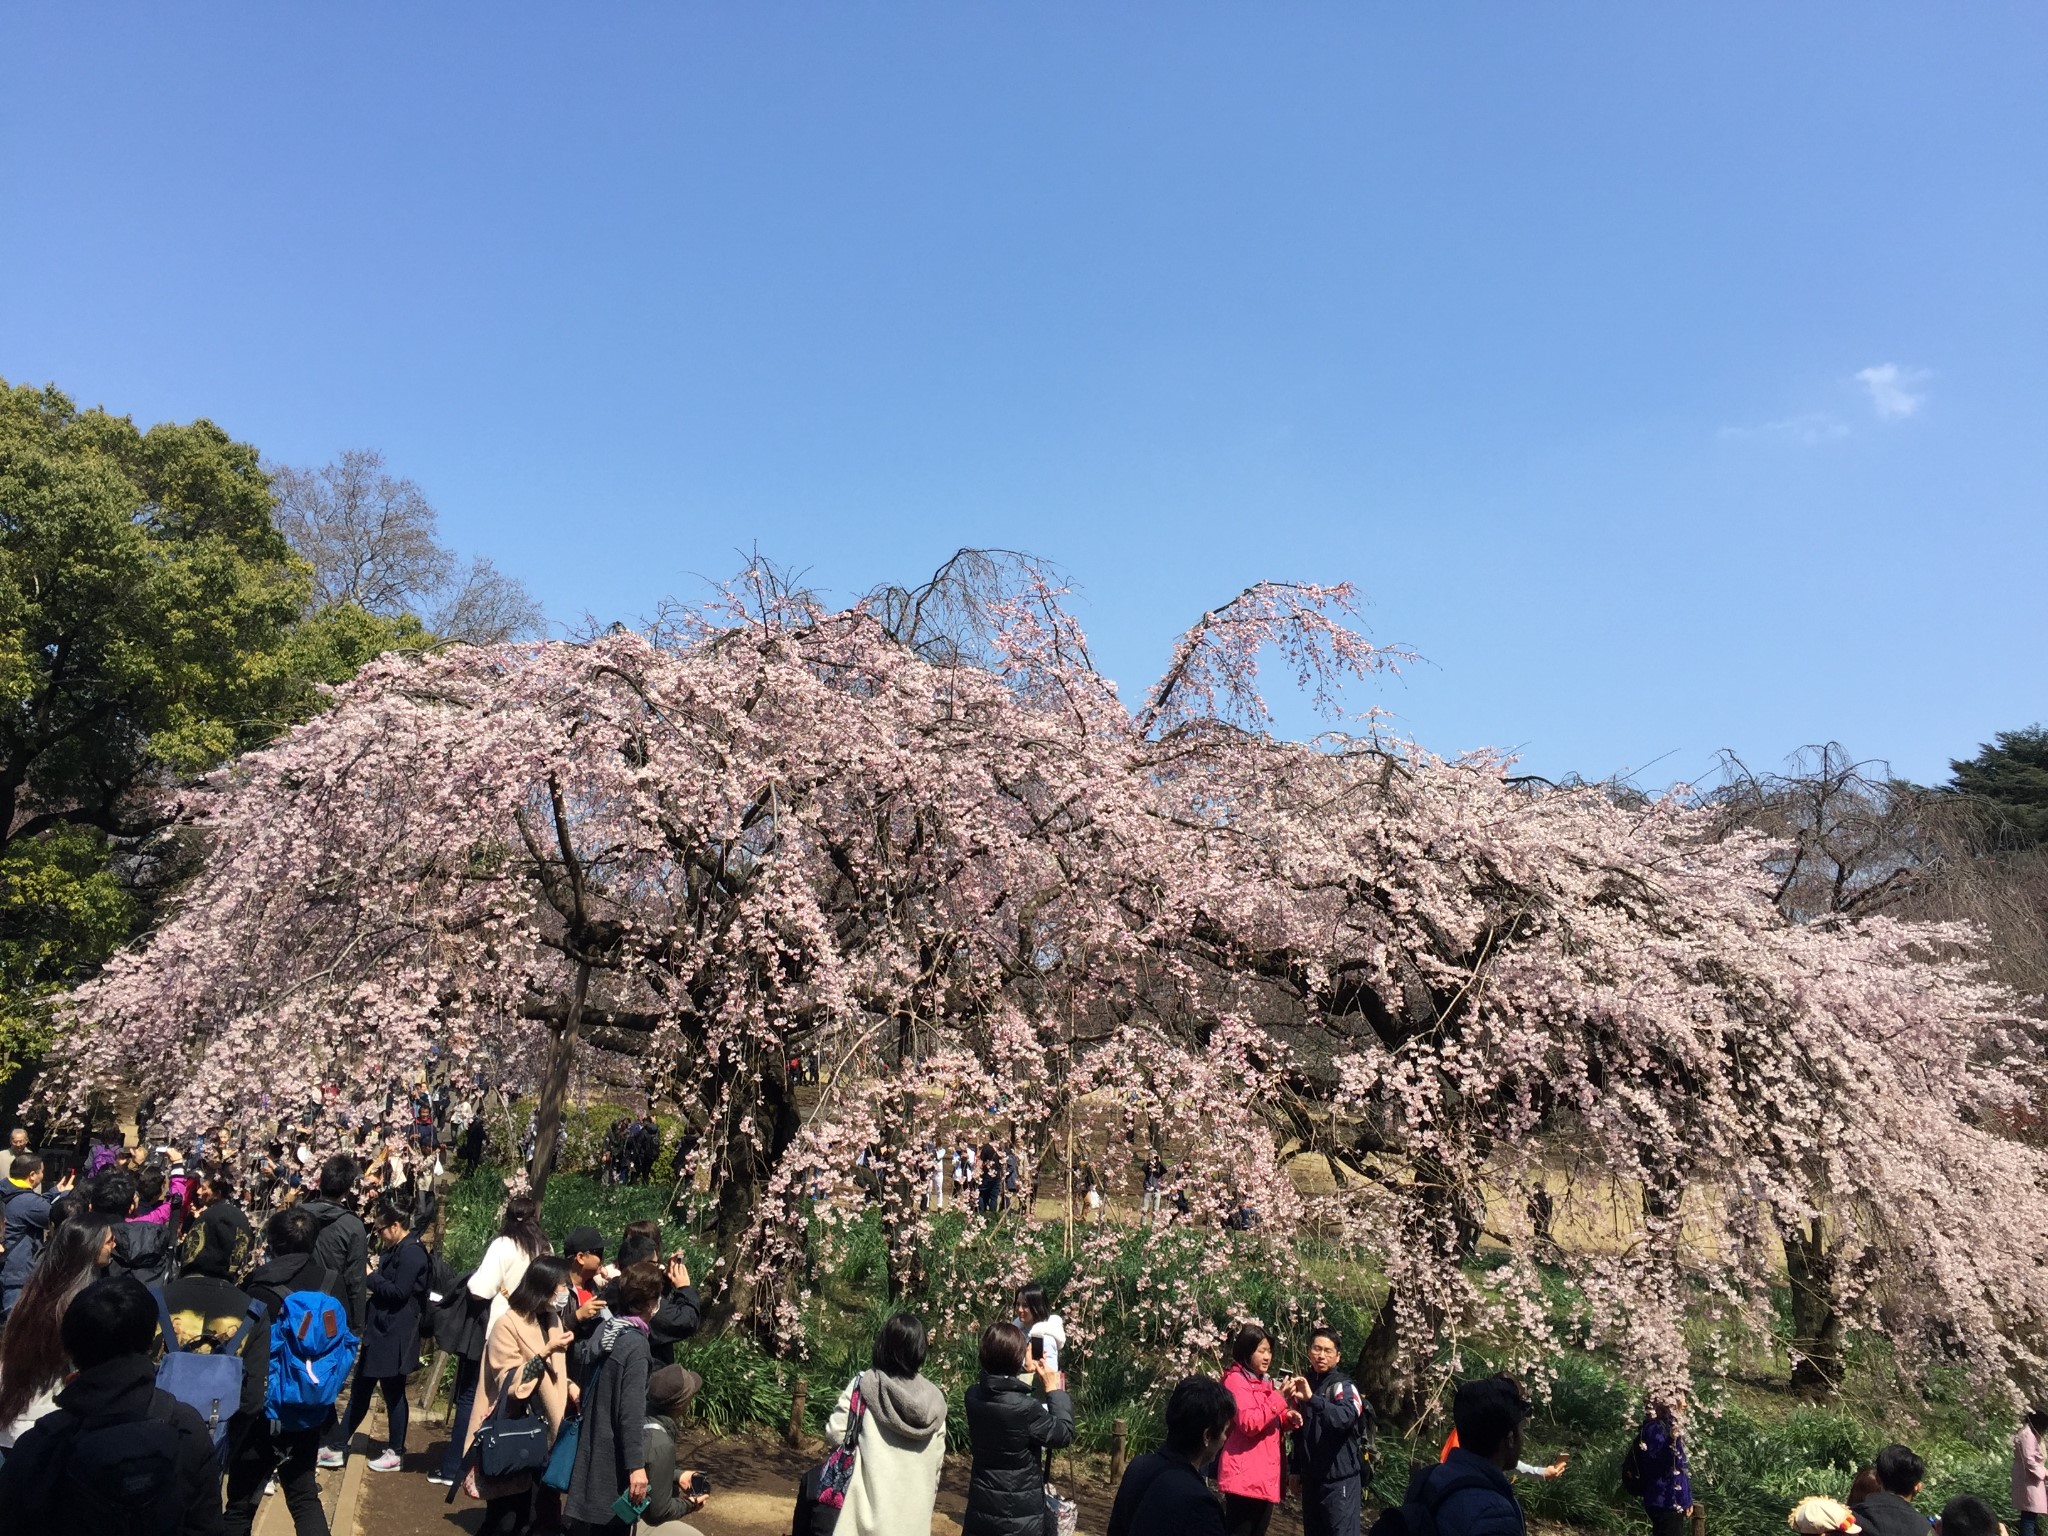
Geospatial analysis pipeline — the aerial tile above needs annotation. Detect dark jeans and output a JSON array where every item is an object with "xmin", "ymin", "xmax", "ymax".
[
  {"xmin": 1223, "ymin": 1491, "xmax": 1276, "ymax": 1536},
  {"xmin": 480, "ymin": 1485, "xmax": 564, "ymax": 1536},
  {"xmin": 330, "ymin": 1366, "xmax": 408, "ymax": 1454},
  {"xmin": 440, "ymin": 1354, "xmax": 483, "ymax": 1480},
  {"xmin": 1649, "ymin": 1508, "xmax": 1689, "ymax": 1536},
  {"xmin": 224, "ymin": 1415, "xmax": 328, "ymax": 1536},
  {"xmin": 2022, "ymin": 1515, "xmax": 2043, "ymax": 1536}
]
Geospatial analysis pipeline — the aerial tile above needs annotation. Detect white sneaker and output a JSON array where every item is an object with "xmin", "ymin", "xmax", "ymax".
[
  {"xmin": 316, "ymin": 1447, "xmax": 346, "ymax": 1470},
  {"xmin": 368, "ymin": 1450, "xmax": 403, "ymax": 1472},
  {"xmin": 427, "ymin": 1473, "xmax": 454, "ymax": 1487}
]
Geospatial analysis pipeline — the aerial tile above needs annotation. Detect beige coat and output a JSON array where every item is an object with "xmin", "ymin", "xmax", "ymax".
[{"xmin": 463, "ymin": 1307, "xmax": 569, "ymax": 1457}]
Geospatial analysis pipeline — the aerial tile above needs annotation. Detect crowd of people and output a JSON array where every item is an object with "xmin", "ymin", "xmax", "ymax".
[
  {"xmin": 0, "ymin": 1117, "xmax": 2040, "ymax": 1536},
  {"xmin": 0, "ymin": 1128, "xmax": 714, "ymax": 1536}
]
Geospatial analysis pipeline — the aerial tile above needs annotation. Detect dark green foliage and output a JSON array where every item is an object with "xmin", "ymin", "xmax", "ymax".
[{"xmin": 1950, "ymin": 726, "xmax": 2048, "ymax": 847}]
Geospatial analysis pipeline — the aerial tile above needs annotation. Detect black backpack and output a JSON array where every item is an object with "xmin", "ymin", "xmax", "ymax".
[
  {"xmin": 1357, "ymin": 1393, "xmax": 1381, "ymax": 1489},
  {"xmin": 414, "ymin": 1246, "xmax": 458, "ymax": 1339},
  {"xmin": 1367, "ymin": 1463, "xmax": 1500, "ymax": 1536},
  {"xmin": 52, "ymin": 1398, "xmax": 189, "ymax": 1536},
  {"xmin": 1620, "ymin": 1439, "xmax": 1647, "ymax": 1497}
]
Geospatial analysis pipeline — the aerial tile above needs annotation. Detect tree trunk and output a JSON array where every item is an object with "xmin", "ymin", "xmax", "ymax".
[
  {"xmin": 1353, "ymin": 1287, "xmax": 1425, "ymax": 1424},
  {"xmin": 529, "ymin": 960, "xmax": 589, "ymax": 1199},
  {"xmin": 712, "ymin": 1047, "xmax": 805, "ymax": 1328},
  {"xmin": 1782, "ymin": 1217, "xmax": 1843, "ymax": 1393}
]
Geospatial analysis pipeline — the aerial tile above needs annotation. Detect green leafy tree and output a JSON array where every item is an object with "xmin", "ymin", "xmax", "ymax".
[
  {"xmin": 1950, "ymin": 725, "xmax": 2048, "ymax": 848},
  {"xmin": 0, "ymin": 381, "xmax": 314, "ymax": 1072}
]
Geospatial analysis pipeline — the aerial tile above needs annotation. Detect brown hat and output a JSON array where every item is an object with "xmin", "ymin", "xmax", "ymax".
[{"xmin": 647, "ymin": 1365, "xmax": 701, "ymax": 1415}]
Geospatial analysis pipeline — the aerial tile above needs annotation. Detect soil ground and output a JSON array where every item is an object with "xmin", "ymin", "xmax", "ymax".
[{"xmin": 343, "ymin": 1409, "xmax": 1315, "ymax": 1536}]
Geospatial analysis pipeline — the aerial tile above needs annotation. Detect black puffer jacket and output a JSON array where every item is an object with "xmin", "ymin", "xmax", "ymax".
[
  {"xmin": 962, "ymin": 1374, "xmax": 1075, "ymax": 1536},
  {"xmin": 107, "ymin": 1217, "xmax": 176, "ymax": 1286}
]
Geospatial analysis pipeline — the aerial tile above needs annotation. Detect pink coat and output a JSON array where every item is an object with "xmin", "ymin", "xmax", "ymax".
[
  {"xmin": 2015, "ymin": 1425, "xmax": 2047, "ymax": 1515},
  {"xmin": 1217, "ymin": 1363, "xmax": 1289, "ymax": 1503}
]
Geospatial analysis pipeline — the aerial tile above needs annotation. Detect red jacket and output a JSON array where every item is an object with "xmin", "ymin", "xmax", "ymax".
[{"xmin": 1218, "ymin": 1362, "xmax": 1289, "ymax": 1502}]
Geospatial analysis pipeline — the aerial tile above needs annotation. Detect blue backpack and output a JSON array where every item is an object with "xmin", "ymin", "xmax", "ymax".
[
  {"xmin": 266, "ymin": 1289, "xmax": 358, "ymax": 1430},
  {"xmin": 151, "ymin": 1288, "xmax": 265, "ymax": 1465}
]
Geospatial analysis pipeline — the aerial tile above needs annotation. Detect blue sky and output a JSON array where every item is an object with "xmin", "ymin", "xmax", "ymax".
[{"xmin": 4, "ymin": 6, "xmax": 2042, "ymax": 786}]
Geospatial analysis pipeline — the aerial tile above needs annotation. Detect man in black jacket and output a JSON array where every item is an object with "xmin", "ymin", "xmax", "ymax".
[
  {"xmin": 222, "ymin": 1207, "xmax": 344, "ymax": 1536},
  {"xmin": 1286, "ymin": 1327, "xmax": 1368, "ymax": 1536},
  {"xmin": 179, "ymin": 1167, "xmax": 254, "ymax": 1282},
  {"xmin": 0, "ymin": 1150, "xmax": 52, "ymax": 1314},
  {"xmin": 1404, "ymin": 1375, "xmax": 1531, "ymax": 1536},
  {"xmin": 962, "ymin": 1321, "xmax": 1076, "ymax": 1535},
  {"xmin": 1853, "ymin": 1444, "xmax": 1929, "ymax": 1536},
  {"xmin": 89, "ymin": 1170, "xmax": 177, "ymax": 1286},
  {"xmin": 1106, "ymin": 1374, "xmax": 1236, "ymax": 1536},
  {"xmin": 0, "ymin": 1275, "xmax": 224, "ymax": 1535},
  {"xmin": 297, "ymin": 1154, "xmax": 368, "ymax": 1333}
]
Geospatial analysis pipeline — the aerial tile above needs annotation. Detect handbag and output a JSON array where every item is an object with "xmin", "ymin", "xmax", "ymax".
[
  {"xmin": 472, "ymin": 1364, "xmax": 552, "ymax": 1479},
  {"xmin": 542, "ymin": 1346, "xmax": 602, "ymax": 1493},
  {"xmin": 815, "ymin": 1382, "xmax": 866, "ymax": 1510}
]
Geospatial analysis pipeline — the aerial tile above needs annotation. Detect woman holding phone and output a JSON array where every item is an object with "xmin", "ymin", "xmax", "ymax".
[
  {"xmin": 465, "ymin": 1253, "xmax": 574, "ymax": 1534},
  {"xmin": 1217, "ymin": 1323, "xmax": 1300, "ymax": 1536},
  {"xmin": 566, "ymin": 1261, "xmax": 665, "ymax": 1535}
]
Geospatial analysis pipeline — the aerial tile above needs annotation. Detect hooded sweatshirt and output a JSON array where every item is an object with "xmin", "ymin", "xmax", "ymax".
[
  {"xmin": 1025, "ymin": 1313, "xmax": 1067, "ymax": 1373},
  {"xmin": 824, "ymin": 1367, "xmax": 950, "ymax": 1536}
]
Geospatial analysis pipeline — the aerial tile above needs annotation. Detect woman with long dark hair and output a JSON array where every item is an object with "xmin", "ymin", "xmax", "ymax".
[
  {"xmin": 0, "ymin": 1214, "xmax": 114, "ymax": 1450},
  {"xmin": 436, "ymin": 1190, "xmax": 548, "ymax": 1488},
  {"xmin": 465, "ymin": 1253, "xmax": 574, "ymax": 1534}
]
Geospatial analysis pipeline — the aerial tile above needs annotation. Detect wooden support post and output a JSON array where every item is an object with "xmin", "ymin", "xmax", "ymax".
[
  {"xmin": 1111, "ymin": 1418, "xmax": 1128, "ymax": 1483},
  {"xmin": 1691, "ymin": 1507, "xmax": 1706, "ymax": 1536},
  {"xmin": 417, "ymin": 1347, "xmax": 448, "ymax": 1415},
  {"xmin": 788, "ymin": 1376, "xmax": 808, "ymax": 1447}
]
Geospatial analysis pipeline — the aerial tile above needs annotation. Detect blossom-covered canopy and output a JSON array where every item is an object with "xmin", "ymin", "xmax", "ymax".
[{"xmin": 55, "ymin": 567, "xmax": 2044, "ymax": 1406}]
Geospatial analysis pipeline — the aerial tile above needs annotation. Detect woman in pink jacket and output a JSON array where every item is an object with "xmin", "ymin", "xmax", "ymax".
[
  {"xmin": 1217, "ymin": 1323, "xmax": 1301, "ymax": 1536},
  {"xmin": 2014, "ymin": 1408, "xmax": 2048, "ymax": 1536}
]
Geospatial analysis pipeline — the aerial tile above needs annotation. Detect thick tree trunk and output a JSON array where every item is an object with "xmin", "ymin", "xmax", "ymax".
[
  {"xmin": 1352, "ymin": 1286, "xmax": 1440, "ymax": 1426},
  {"xmin": 712, "ymin": 1048, "xmax": 804, "ymax": 1329},
  {"xmin": 1782, "ymin": 1217, "xmax": 1843, "ymax": 1393},
  {"xmin": 528, "ymin": 961, "xmax": 589, "ymax": 1199}
]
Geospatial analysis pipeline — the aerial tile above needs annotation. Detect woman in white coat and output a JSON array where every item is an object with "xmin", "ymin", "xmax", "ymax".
[
  {"xmin": 823, "ymin": 1312, "xmax": 949, "ymax": 1536},
  {"xmin": 470, "ymin": 1192, "xmax": 546, "ymax": 1331},
  {"xmin": 436, "ymin": 1191, "xmax": 547, "ymax": 1486}
]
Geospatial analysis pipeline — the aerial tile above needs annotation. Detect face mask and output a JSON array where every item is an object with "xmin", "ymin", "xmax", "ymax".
[{"xmin": 554, "ymin": 1289, "xmax": 571, "ymax": 1309}]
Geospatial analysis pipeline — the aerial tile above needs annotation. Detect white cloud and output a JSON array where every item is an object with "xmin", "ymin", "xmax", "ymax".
[
  {"xmin": 1855, "ymin": 363, "xmax": 1930, "ymax": 420},
  {"xmin": 1719, "ymin": 412, "xmax": 1850, "ymax": 446}
]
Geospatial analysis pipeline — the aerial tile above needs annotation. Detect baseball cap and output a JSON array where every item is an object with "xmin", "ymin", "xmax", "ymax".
[{"xmin": 564, "ymin": 1226, "xmax": 606, "ymax": 1257}]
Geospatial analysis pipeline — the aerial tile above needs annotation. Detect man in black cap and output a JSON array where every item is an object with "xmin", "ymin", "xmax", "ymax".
[
  {"xmin": 564, "ymin": 1226, "xmax": 609, "ymax": 1317},
  {"xmin": 1393, "ymin": 1374, "xmax": 1532, "ymax": 1536}
]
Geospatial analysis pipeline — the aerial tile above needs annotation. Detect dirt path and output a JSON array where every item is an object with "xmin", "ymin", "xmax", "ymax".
[{"xmin": 351, "ymin": 1421, "xmax": 1317, "ymax": 1536}]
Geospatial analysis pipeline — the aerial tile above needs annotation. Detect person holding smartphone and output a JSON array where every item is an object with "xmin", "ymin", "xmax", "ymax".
[
  {"xmin": 634, "ymin": 1365, "xmax": 711, "ymax": 1536},
  {"xmin": 465, "ymin": 1254, "xmax": 575, "ymax": 1533},
  {"xmin": 963, "ymin": 1321, "xmax": 1075, "ymax": 1536}
]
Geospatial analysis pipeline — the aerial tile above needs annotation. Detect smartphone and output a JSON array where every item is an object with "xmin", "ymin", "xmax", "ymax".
[
  {"xmin": 1029, "ymin": 1337, "xmax": 1045, "ymax": 1362},
  {"xmin": 686, "ymin": 1472, "xmax": 713, "ymax": 1495}
]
